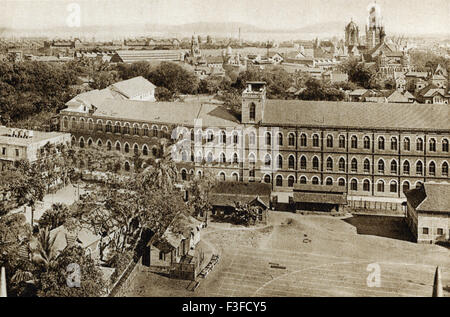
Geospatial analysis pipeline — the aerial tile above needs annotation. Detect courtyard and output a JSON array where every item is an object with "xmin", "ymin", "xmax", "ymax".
[{"xmin": 125, "ymin": 212, "xmax": 450, "ymax": 297}]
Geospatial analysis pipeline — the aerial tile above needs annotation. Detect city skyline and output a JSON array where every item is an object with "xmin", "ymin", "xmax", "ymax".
[{"xmin": 1, "ymin": 0, "xmax": 449, "ymax": 36}]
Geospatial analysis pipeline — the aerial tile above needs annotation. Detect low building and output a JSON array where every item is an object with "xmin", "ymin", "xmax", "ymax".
[
  {"xmin": 405, "ymin": 183, "xmax": 450, "ymax": 244},
  {"xmin": 110, "ymin": 50, "xmax": 185, "ymax": 63},
  {"xmin": 292, "ymin": 184, "xmax": 347, "ymax": 212},
  {"xmin": 0, "ymin": 126, "xmax": 71, "ymax": 170},
  {"xmin": 209, "ymin": 182, "xmax": 271, "ymax": 223},
  {"xmin": 146, "ymin": 212, "xmax": 203, "ymax": 280}
]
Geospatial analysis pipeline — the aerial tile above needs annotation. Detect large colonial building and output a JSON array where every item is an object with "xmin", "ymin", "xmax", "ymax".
[
  {"xmin": 0, "ymin": 126, "xmax": 71, "ymax": 170},
  {"xmin": 59, "ymin": 79, "xmax": 450, "ymax": 204}
]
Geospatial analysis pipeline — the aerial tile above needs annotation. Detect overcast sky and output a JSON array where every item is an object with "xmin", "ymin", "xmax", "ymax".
[{"xmin": 1, "ymin": 0, "xmax": 449, "ymax": 34}]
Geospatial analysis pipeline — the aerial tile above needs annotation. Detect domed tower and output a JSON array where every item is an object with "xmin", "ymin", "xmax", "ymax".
[
  {"xmin": 365, "ymin": 2, "xmax": 386, "ymax": 50},
  {"xmin": 345, "ymin": 19, "xmax": 360, "ymax": 47}
]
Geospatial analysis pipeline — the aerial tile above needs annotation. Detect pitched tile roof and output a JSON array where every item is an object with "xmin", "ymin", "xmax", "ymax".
[
  {"xmin": 261, "ymin": 99, "xmax": 450, "ymax": 131},
  {"xmin": 405, "ymin": 183, "xmax": 450, "ymax": 214},
  {"xmin": 94, "ymin": 99, "xmax": 240, "ymax": 127},
  {"xmin": 110, "ymin": 76, "xmax": 156, "ymax": 99}
]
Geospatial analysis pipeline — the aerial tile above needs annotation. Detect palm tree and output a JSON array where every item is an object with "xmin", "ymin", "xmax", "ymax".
[{"xmin": 31, "ymin": 227, "xmax": 57, "ymax": 271}]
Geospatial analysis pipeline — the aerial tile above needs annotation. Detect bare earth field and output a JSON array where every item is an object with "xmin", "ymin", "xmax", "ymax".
[{"xmin": 125, "ymin": 212, "xmax": 450, "ymax": 297}]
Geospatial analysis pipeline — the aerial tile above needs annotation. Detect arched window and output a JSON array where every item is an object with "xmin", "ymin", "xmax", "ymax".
[
  {"xmin": 87, "ymin": 138, "xmax": 93, "ymax": 147},
  {"xmin": 219, "ymin": 172, "xmax": 226, "ymax": 181},
  {"xmin": 378, "ymin": 136, "xmax": 385, "ymax": 150},
  {"xmin": 390, "ymin": 181, "xmax": 398, "ymax": 193},
  {"xmin": 181, "ymin": 169, "xmax": 187, "ymax": 181},
  {"xmin": 233, "ymin": 132, "xmax": 239, "ymax": 144},
  {"xmin": 300, "ymin": 176, "xmax": 307, "ymax": 184},
  {"xmin": 63, "ymin": 117, "xmax": 69, "ymax": 129},
  {"xmin": 377, "ymin": 180, "xmax": 385, "ymax": 192},
  {"xmin": 71, "ymin": 117, "xmax": 77, "ymax": 129},
  {"xmin": 79, "ymin": 137, "xmax": 85, "ymax": 148},
  {"xmin": 143, "ymin": 125, "xmax": 149, "ymax": 137},
  {"xmin": 207, "ymin": 130, "xmax": 214, "ymax": 142},
  {"xmin": 350, "ymin": 179, "xmax": 358, "ymax": 191},
  {"xmin": 152, "ymin": 126, "xmax": 158, "ymax": 137},
  {"xmin": 351, "ymin": 136, "xmax": 358, "ymax": 149},
  {"xmin": 312, "ymin": 177, "xmax": 320, "ymax": 185},
  {"xmin": 249, "ymin": 103, "xmax": 256, "ymax": 120},
  {"xmin": 134, "ymin": 144, "xmax": 139, "ymax": 155},
  {"xmin": 233, "ymin": 153, "xmax": 239, "ymax": 164},
  {"xmin": 403, "ymin": 137, "xmax": 410, "ymax": 151},
  {"xmin": 96, "ymin": 120, "xmax": 103, "ymax": 132},
  {"xmin": 249, "ymin": 132, "xmax": 255, "ymax": 145},
  {"xmin": 403, "ymin": 181, "xmax": 410, "ymax": 193},
  {"xmin": 391, "ymin": 137, "xmax": 398, "ymax": 150},
  {"xmin": 288, "ymin": 176, "xmax": 295, "ymax": 187},
  {"xmin": 264, "ymin": 175, "xmax": 271, "ymax": 184},
  {"xmin": 265, "ymin": 132, "xmax": 271, "ymax": 146},
  {"xmin": 337, "ymin": 135, "xmax": 345, "ymax": 149},
  {"xmin": 326, "ymin": 135, "xmax": 333, "ymax": 148},
  {"xmin": 300, "ymin": 156, "xmax": 307, "ymax": 170},
  {"xmin": 364, "ymin": 159, "xmax": 370, "ymax": 173},
  {"xmin": 288, "ymin": 133, "xmax": 295, "ymax": 146},
  {"xmin": 124, "ymin": 161, "xmax": 130, "ymax": 172},
  {"xmin": 114, "ymin": 122, "xmax": 121, "ymax": 134},
  {"xmin": 312, "ymin": 134, "xmax": 319, "ymax": 147},
  {"xmin": 442, "ymin": 162, "xmax": 449, "ymax": 176},
  {"xmin": 220, "ymin": 152, "xmax": 226, "ymax": 163},
  {"xmin": 106, "ymin": 121, "xmax": 112, "ymax": 133},
  {"xmin": 115, "ymin": 142, "xmax": 121, "ymax": 152},
  {"xmin": 97, "ymin": 139, "xmax": 102, "ymax": 147},
  {"xmin": 123, "ymin": 123, "xmax": 130, "ymax": 135},
  {"xmin": 416, "ymin": 161, "xmax": 423, "ymax": 175},
  {"xmin": 277, "ymin": 133, "xmax": 283, "ymax": 146},
  {"xmin": 265, "ymin": 154, "xmax": 271, "ymax": 166},
  {"xmin": 207, "ymin": 152, "xmax": 213, "ymax": 163},
  {"xmin": 181, "ymin": 151, "xmax": 188, "ymax": 162},
  {"xmin": 378, "ymin": 159, "xmax": 385, "ymax": 174},
  {"xmin": 326, "ymin": 157, "xmax": 333, "ymax": 171},
  {"xmin": 339, "ymin": 158, "xmax": 346, "ymax": 172},
  {"xmin": 429, "ymin": 161, "xmax": 436, "ymax": 176},
  {"xmin": 416, "ymin": 138, "xmax": 423, "ymax": 151},
  {"xmin": 363, "ymin": 136, "xmax": 370, "ymax": 149},
  {"xmin": 107, "ymin": 141, "xmax": 112, "ymax": 151},
  {"xmin": 133, "ymin": 124, "xmax": 140, "ymax": 135},
  {"xmin": 221, "ymin": 131, "xmax": 227, "ymax": 144},
  {"xmin": 288, "ymin": 155, "xmax": 295, "ymax": 169},
  {"xmin": 312, "ymin": 157, "xmax": 319, "ymax": 170},
  {"xmin": 277, "ymin": 155, "xmax": 283, "ymax": 169},
  {"xmin": 124, "ymin": 143, "xmax": 130, "ymax": 153},
  {"xmin": 403, "ymin": 160, "xmax": 410, "ymax": 174},
  {"xmin": 429, "ymin": 138, "xmax": 436, "ymax": 152},
  {"xmin": 326, "ymin": 178, "xmax": 333, "ymax": 186},
  {"xmin": 390, "ymin": 160, "xmax": 398, "ymax": 174},
  {"xmin": 351, "ymin": 158, "xmax": 358, "ymax": 172},
  {"xmin": 300, "ymin": 134, "xmax": 307, "ymax": 147},
  {"xmin": 363, "ymin": 179, "xmax": 370, "ymax": 192},
  {"xmin": 142, "ymin": 145, "xmax": 148, "ymax": 156},
  {"xmin": 276, "ymin": 175, "xmax": 283, "ymax": 187},
  {"xmin": 88, "ymin": 119, "xmax": 93, "ymax": 130},
  {"xmin": 443, "ymin": 139, "xmax": 449, "ymax": 152},
  {"xmin": 338, "ymin": 178, "xmax": 346, "ymax": 187}
]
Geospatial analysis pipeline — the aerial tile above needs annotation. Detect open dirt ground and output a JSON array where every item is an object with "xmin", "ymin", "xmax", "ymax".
[{"xmin": 125, "ymin": 212, "xmax": 450, "ymax": 297}]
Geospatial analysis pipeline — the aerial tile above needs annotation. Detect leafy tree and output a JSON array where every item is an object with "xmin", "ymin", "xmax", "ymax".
[
  {"xmin": 155, "ymin": 86, "xmax": 174, "ymax": 101},
  {"xmin": 30, "ymin": 227, "xmax": 58, "ymax": 271},
  {"xmin": 37, "ymin": 246, "xmax": 106, "ymax": 297},
  {"xmin": 148, "ymin": 62, "xmax": 199, "ymax": 94},
  {"xmin": 39, "ymin": 203, "xmax": 71, "ymax": 230},
  {"xmin": 230, "ymin": 202, "xmax": 259, "ymax": 226}
]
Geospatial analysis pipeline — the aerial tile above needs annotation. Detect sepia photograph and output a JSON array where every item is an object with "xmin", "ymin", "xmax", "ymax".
[{"xmin": 0, "ymin": 0, "xmax": 449, "ymax": 304}]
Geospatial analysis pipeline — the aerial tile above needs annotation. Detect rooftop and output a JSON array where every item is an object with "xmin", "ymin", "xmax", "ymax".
[
  {"xmin": 0, "ymin": 126, "xmax": 69, "ymax": 146},
  {"xmin": 405, "ymin": 183, "xmax": 450, "ymax": 214},
  {"xmin": 110, "ymin": 76, "xmax": 156, "ymax": 99},
  {"xmin": 262, "ymin": 100, "xmax": 450, "ymax": 131}
]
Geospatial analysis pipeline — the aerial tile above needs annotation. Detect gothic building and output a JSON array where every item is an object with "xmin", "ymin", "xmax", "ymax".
[
  {"xmin": 365, "ymin": 3, "xmax": 386, "ymax": 50},
  {"xmin": 60, "ymin": 80, "xmax": 450, "ymax": 209}
]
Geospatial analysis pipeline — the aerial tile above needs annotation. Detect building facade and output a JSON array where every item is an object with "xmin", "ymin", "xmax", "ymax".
[
  {"xmin": 0, "ymin": 126, "xmax": 71, "ymax": 170},
  {"xmin": 59, "ymin": 82, "xmax": 450, "ymax": 203}
]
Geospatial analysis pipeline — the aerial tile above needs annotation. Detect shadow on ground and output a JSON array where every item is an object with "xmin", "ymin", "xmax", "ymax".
[{"xmin": 343, "ymin": 215, "xmax": 415, "ymax": 242}]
